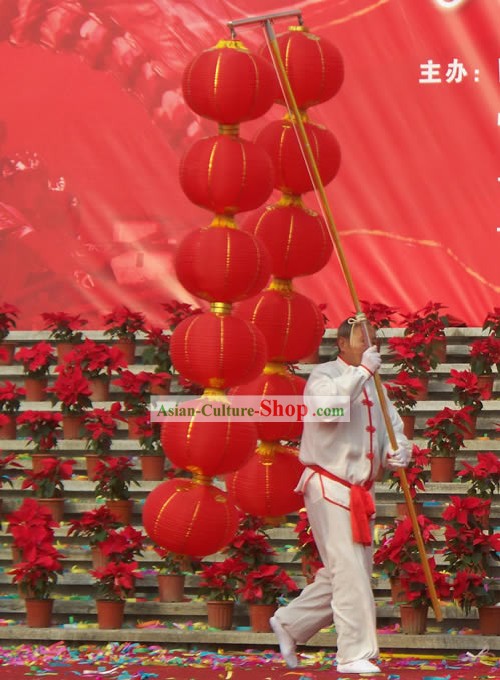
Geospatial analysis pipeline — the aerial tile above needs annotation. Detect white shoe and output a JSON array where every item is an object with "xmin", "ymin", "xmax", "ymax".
[
  {"xmin": 269, "ymin": 616, "xmax": 298, "ymax": 669},
  {"xmin": 337, "ymin": 659, "xmax": 381, "ymax": 674}
]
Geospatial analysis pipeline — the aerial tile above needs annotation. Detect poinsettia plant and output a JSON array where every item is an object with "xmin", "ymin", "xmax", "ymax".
[
  {"xmin": 153, "ymin": 546, "xmax": 192, "ymax": 575},
  {"xmin": 41, "ymin": 311, "xmax": 88, "ymax": 343},
  {"xmin": 21, "ymin": 457, "xmax": 75, "ymax": 498},
  {"xmin": 456, "ymin": 452, "xmax": 500, "ymax": 499},
  {"xmin": 384, "ymin": 371, "xmax": 425, "ymax": 416},
  {"xmin": 388, "ymin": 332, "xmax": 436, "ymax": 377},
  {"xmin": 399, "ymin": 557, "xmax": 451, "ymax": 608},
  {"xmin": 360, "ymin": 300, "xmax": 398, "ymax": 329},
  {"xmin": 423, "ymin": 406, "xmax": 474, "ymax": 457},
  {"xmin": 0, "ymin": 302, "xmax": 19, "ymax": 341},
  {"xmin": 48, "ymin": 365, "xmax": 92, "ymax": 415},
  {"xmin": 64, "ymin": 339, "xmax": 127, "ymax": 379},
  {"xmin": 102, "ymin": 305, "xmax": 146, "ymax": 341},
  {"xmin": 6, "ymin": 498, "xmax": 58, "ymax": 558},
  {"xmin": 83, "ymin": 407, "xmax": 121, "ymax": 454},
  {"xmin": 66, "ymin": 506, "xmax": 121, "ymax": 549},
  {"xmin": 112, "ymin": 370, "xmax": 170, "ymax": 415},
  {"xmin": 446, "ymin": 369, "xmax": 485, "ymax": 415},
  {"xmin": 90, "ymin": 560, "xmax": 142, "ymax": 601},
  {"xmin": 451, "ymin": 569, "xmax": 497, "ymax": 615},
  {"xmin": 387, "ymin": 444, "xmax": 429, "ymax": 500},
  {"xmin": 0, "ymin": 381, "xmax": 26, "ymax": 412},
  {"xmin": 9, "ymin": 541, "xmax": 65, "ymax": 599},
  {"xmin": 93, "ymin": 456, "xmax": 139, "ymax": 501},
  {"xmin": 142, "ymin": 326, "xmax": 173, "ymax": 375},
  {"xmin": 133, "ymin": 414, "xmax": 163, "ymax": 456},
  {"xmin": 15, "ymin": 342, "xmax": 56, "ymax": 378},
  {"xmin": 374, "ymin": 515, "xmax": 439, "ymax": 579},
  {"xmin": 0, "ymin": 451, "xmax": 22, "ymax": 488},
  {"xmin": 100, "ymin": 525, "xmax": 147, "ymax": 563},
  {"xmin": 226, "ymin": 514, "xmax": 276, "ymax": 568},
  {"xmin": 162, "ymin": 300, "xmax": 202, "ymax": 331},
  {"xmin": 482, "ymin": 307, "xmax": 500, "ymax": 338},
  {"xmin": 236, "ymin": 563, "xmax": 299, "ymax": 605},
  {"xmin": 198, "ymin": 557, "xmax": 247, "ymax": 601},
  {"xmin": 401, "ymin": 301, "xmax": 450, "ymax": 337},
  {"xmin": 17, "ymin": 411, "xmax": 61, "ymax": 451},
  {"xmin": 469, "ymin": 336, "xmax": 500, "ymax": 375}
]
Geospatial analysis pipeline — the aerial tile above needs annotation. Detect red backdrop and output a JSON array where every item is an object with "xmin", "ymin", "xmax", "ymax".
[{"xmin": 0, "ymin": 0, "xmax": 497, "ymax": 328}]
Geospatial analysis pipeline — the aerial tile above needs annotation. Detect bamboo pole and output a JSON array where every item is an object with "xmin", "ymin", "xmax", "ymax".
[{"xmin": 262, "ymin": 18, "xmax": 442, "ymax": 622}]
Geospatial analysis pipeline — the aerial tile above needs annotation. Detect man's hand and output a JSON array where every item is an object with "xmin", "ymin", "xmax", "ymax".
[
  {"xmin": 387, "ymin": 445, "xmax": 411, "ymax": 469},
  {"xmin": 360, "ymin": 346, "xmax": 381, "ymax": 375}
]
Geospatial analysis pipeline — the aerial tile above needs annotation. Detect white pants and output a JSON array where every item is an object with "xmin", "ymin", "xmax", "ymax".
[{"xmin": 275, "ymin": 474, "xmax": 379, "ymax": 664}]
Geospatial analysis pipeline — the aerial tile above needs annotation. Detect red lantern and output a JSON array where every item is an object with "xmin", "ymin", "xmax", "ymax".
[
  {"xmin": 175, "ymin": 225, "xmax": 271, "ymax": 302},
  {"xmin": 260, "ymin": 27, "xmax": 344, "ymax": 109},
  {"xmin": 183, "ymin": 40, "xmax": 277, "ymax": 124},
  {"xmin": 231, "ymin": 369, "xmax": 306, "ymax": 442},
  {"xmin": 226, "ymin": 443, "xmax": 304, "ymax": 517},
  {"xmin": 254, "ymin": 119, "xmax": 340, "ymax": 195},
  {"xmin": 180, "ymin": 134, "xmax": 275, "ymax": 215},
  {"xmin": 236, "ymin": 288, "xmax": 324, "ymax": 363},
  {"xmin": 143, "ymin": 478, "xmax": 240, "ymax": 557},
  {"xmin": 161, "ymin": 400, "xmax": 257, "ymax": 476},
  {"xmin": 170, "ymin": 311, "xmax": 267, "ymax": 389},
  {"xmin": 243, "ymin": 200, "xmax": 332, "ymax": 278}
]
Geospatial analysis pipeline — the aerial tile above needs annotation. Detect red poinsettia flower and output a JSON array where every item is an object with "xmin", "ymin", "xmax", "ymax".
[
  {"xmin": 0, "ymin": 302, "xmax": 19, "ymax": 339},
  {"xmin": 102, "ymin": 305, "xmax": 146, "ymax": 341},
  {"xmin": 442, "ymin": 495, "xmax": 491, "ymax": 525},
  {"xmin": 17, "ymin": 410, "xmax": 61, "ymax": 451},
  {"xmin": 6, "ymin": 498, "xmax": 58, "ymax": 559},
  {"xmin": 457, "ymin": 452, "xmax": 500, "ymax": 498},
  {"xmin": 161, "ymin": 300, "xmax": 202, "ymax": 331},
  {"xmin": 361, "ymin": 300, "xmax": 398, "ymax": 329},
  {"xmin": 83, "ymin": 407, "xmax": 119, "ymax": 453},
  {"xmin": 15, "ymin": 342, "xmax": 56, "ymax": 378},
  {"xmin": 0, "ymin": 451, "xmax": 22, "ymax": 489},
  {"xmin": 90, "ymin": 560, "xmax": 143, "ymax": 600},
  {"xmin": 41, "ymin": 311, "xmax": 88, "ymax": 342},
  {"xmin": 423, "ymin": 406, "xmax": 474, "ymax": 454},
  {"xmin": 93, "ymin": 456, "xmax": 138, "ymax": 501},
  {"xmin": 469, "ymin": 336, "xmax": 500, "ymax": 375},
  {"xmin": 64, "ymin": 339, "xmax": 127, "ymax": 378},
  {"xmin": 385, "ymin": 371, "xmax": 425, "ymax": 415},
  {"xmin": 66, "ymin": 506, "xmax": 121, "ymax": 546},
  {"xmin": 388, "ymin": 333, "xmax": 434, "ymax": 376},
  {"xmin": 482, "ymin": 307, "xmax": 500, "ymax": 336},
  {"xmin": 22, "ymin": 457, "xmax": 76, "ymax": 499},
  {"xmin": 48, "ymin": 365, "xmax": 92, "ymax": 414},
  {"xmin": 9, "ymin": 544, "xmax": 65, "ymax": 598},
  {"xmin": 0, "ymin": 380, "xmax": 26, "ymax": 412},
  {"xmin": 112, "ymin": 370, "xmax": 170, "ymax": 414},
  {"xmin": 446, "ymin": 369, "xmax": 484, "ymax": 411},
  {"xmin": 399, "ymin": 557, "xmax": 451, "ymax": 607},
  {"xmin": 236, "ymin": 563, "xmax": 299, "ymax": 605},
  {"xmin": 198, "ymin": 557, "xmax": 247, "ymax": 601},
  {"xmin": 100, "ymin": 526, "xmax": 147, "ymax": 562}
]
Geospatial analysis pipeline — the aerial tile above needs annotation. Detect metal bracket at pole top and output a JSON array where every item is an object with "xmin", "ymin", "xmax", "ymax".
[{"xmin": 227, "ymin": 9, "xmax": 302, "ymax": 39}]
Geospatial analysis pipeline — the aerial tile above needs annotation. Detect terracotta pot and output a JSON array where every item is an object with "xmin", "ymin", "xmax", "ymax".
[
  {"xmin": 463, "ymin": 413, "xmax": 477, "ymax": 440},
  {"xmin": 25, "ymin": 598, "xmax": 54, "ymax": 627},
  {"xmin": 56, "ymin": 342, "xmax": 79, "ymax": 362},
  {"xmin": 414, "ymin": 376, "xmax": 429, "ymax": 401},
  {"xmin": 32, "ymin": 453, "xmax": 51, "ymax": 473},
  {"xmin": 396, "ymin": 500, "xmax": 423, "ymax": 519},
  {"xmin": 24, "ymin": 377, "xmax": 48, "ymax": 401},
  {"xmin": 91, "ymin": 546, "xmax": 109, "ymax": 570},
  {"xmin": 105, "ymin": 499, "xmax": 133, "ymax": 524},
  {"xmin": 431, "ymin": 337, "xmax": 446, "ymax": 364},
  {"xmin": 399, "ymin": 603, "xmax": 428, "ymax": 634},
  {"xmin": 390, "ymin": 576, "xmax": 405, "ymax": 604},
  {"xmin": 207, "ymin": 600, "xmax": 234, "ymax": 630},
  {"xmin": 127, "ymin": 414, "xmax": 143, "ymax": 439},
  {"xmin": 88, "ymin": 377, "xmax": 110, "ymax": 401},
  {"xmin": 157, "ymin": 573, "xmax": 185, "ymax": 602},
  {"xmin": 62, "ymin": 414, "xmax": 82, "ymax": 439},
  {"xmin": 0, "ymin": 343, "xmax": 15, "ymax": 365},
  {"xmin": 96, "ymin": 599, "xmax": 125, "ymax": 629},
  {"xmin": 37, "ymin": 497, "xmax": 65, "ymax": 523},
  {"xmin": 478, "ymin": 605, "xmax": 500, "ymax": 635},
  {"xmin": 430, "ymin": 456, "xmax": 455, "ymax": 482},
  {"xmin": 114, "ymin": 340, "xmax": 136, "ymax": 364},
  {"xmin": 477, "ymin": 374, "xmax": 494, "ymax": 400},
  {"xmin": 85, "ymin": 453, "xmax": 102, "ymax": 480},
  {"xmin": 0, "ymin": 414, "xmax": 16, "ymax": 439},
  {"xmin": 248, "ymin": 603, "xmax": 278, "ymax": 632},
  {"xmin": 150, "ymin": 377, "xmax": 172, "ymax": 396},
  {"xmin": 140, "ymin": 455, "xmax": 165, "ymax": 481},
  {"xmin": 401, "ymin": 414, "xmax": 415, "ymax": 439}
]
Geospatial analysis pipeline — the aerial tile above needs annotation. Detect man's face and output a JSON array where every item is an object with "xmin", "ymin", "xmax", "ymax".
[{"xmin": 338, "ymin": 324, "xmax": 376, "ymax": 366}]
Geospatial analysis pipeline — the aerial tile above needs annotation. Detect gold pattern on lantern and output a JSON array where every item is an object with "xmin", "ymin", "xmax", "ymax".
[
  {"xmin": 278, "ymin": 193, "xmax": 304, "ymax": 208},
  {"xmin": 218, "ymin": 123, "xmax": 240, "ymax": 137},
  {"xmin": 210, "ymin": 302, "xmax": 232, "ymax": 315},
  {"xmin": 202, "ymin": 388, "xmax": 230, "ymax": 402},
  {"xmin": 214, "ymin": 39, "xmax": 249, "ymax": 53},
  {"xmin": 268, "ymin": 278, "xmax": 293, "ymax": 293},
  {"xmin": 257, "ymin": 441, "xmax": 276, "ymax": 465},
  {"xmin": 263, "ymin": 362, "xmax": 288, "ymax": 375},
  {"xmin": 209, "ymin": 377, "xmax": 226, "ymax": 389},
  {"xmin": 210, "ymin": 214, "xmax": 237, "ymax": 229},
  {"xmin": 191, "ymin": 471, "xmax": 212, "ymax": 486}
]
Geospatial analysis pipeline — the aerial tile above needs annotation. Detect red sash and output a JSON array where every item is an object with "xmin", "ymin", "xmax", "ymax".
[{"xmin": 309, "ymin": 465, "xmax": 375, "ymax": 546}]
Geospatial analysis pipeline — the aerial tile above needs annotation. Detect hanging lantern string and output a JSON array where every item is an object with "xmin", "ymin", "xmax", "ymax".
[{"xmin": 255, "ymin": 16, "xmax": 442, "ymax": 623}]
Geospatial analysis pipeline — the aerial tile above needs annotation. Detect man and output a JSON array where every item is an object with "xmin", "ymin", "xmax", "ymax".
[{"xmin": 270, "ymin": 316, "xmax": 411, "ymax": 674}]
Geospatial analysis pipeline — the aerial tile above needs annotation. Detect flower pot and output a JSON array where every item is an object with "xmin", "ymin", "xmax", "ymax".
[
  {"xmin": 431, "ymin": 337, "xmax": 446, "ymax": 364},
  {"xmin": 248, "ymin": 603, "xmax": 278, "ymax": 632},
  {"xmin": 62, "ymin": 414, "xmax": 82, "ymax": 439},
  {"xmin": 32, "ymin": 453, "xmax": 51, "ymax": 473},
  {"xmin": 26, "ymin": 598, "xmax": 54, "ymax": 627},
  {"xmin": 114, "ymin": 340, "xmax": 136, "ymax": 364},
  {"xmin": 401, "ymin": 414, "xmax": 415, "ymax": 439},
  {"xmin": 463, "ymin": 413, "xmax": 477, "ymax": 440},
  {"xmin": 96, "ymin": 599, "xmax": 125, "ymax": 629},
  {"xmin": 150, "ymin": 377, "xmax": 172, "ymax": 396},
  {"xmin": 85, "ymin": 453, "xmax": 102, "ymax": 480},
  {"xmin": 478, "ymin": 605, "xmax": 500, "ymax": 635},
  {"xmin": 430, "ymin": 456, "xmax": 455, "ymax": 482},
  {"xmin": 396, "ymin": 500, "xmax": 423, "ymax": 519},
  {"xmin": 88, "ymin": 377, "xmax": 110, "ymax": 401},
  {"xmin": 0, "ymin": 414, "xmax": 16, "ymax": 439},
  {"xmin": 207, "ymin": 600, "xmax": 234, "ymax": 630},
  {"xmin": 399, "ymin": 604, "xmax": 428, "ymax": 634},
  {"xmin": 56, "ymin": 342, "xmax": 79, "ymax": 362},
  {"xmin": 157, "ymin": 573, "xmax": 185, "ymax": 602},
  {"xmin": 140, "ymin": 455, "xmax": 165, "ymax": 481},
  {"xmin": 390, "ymin": 577, "xmax": 405, "ymax": 604},
  {"xmin": 414, "ymin": 376, "xmax": 429, "ymax": 400},
  {"xmin": 105, "ymin": 499, "xmax": 133, "ymax": 524},
  {"xmin": 0, "ymin": 343, "xmax": 15, "ymax": 365},
  {"xmin": 127, "ymin": 414, "xmax": 143, "ymax": 439},
  {"xmin": 91, "ymin": 546, "xmax": 109, "ymax": 570},
  {"xmin": 477, "ymin": 374, "xmax": 494, "ymax": 400},
  {"xmin": 24, "ymin": 377, "xmax": 48, "ymax": 401},
  {"xmin": 37, "ymin": 497, "xmax": 65, "ymax": 523}
]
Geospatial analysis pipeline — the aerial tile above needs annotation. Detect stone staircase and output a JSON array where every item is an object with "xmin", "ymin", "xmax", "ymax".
[{"xmin": 0, "ymin": 328, "xmax": 498, "ymax": 651}]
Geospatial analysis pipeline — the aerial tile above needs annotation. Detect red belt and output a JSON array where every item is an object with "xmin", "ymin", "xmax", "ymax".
[{"xmin": 309, "ymin": 465, "xmax": 375, "ymax": 546}]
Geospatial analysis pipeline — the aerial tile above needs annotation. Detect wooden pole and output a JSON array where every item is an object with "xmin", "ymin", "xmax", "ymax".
[{"xmin": 262, "ymin": 19, "xmax": 443, "ymax": 622}]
